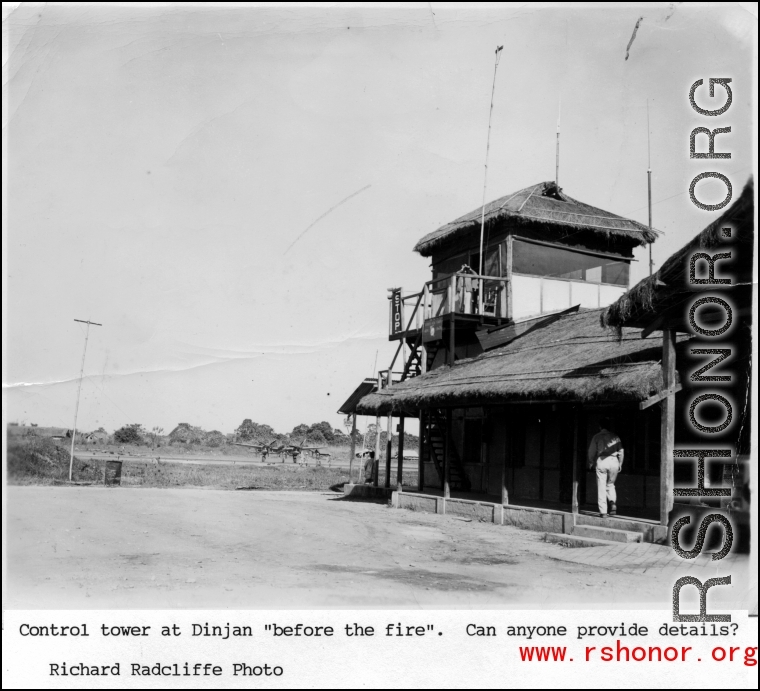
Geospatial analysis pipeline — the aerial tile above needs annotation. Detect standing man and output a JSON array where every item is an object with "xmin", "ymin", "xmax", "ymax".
[
  {"xmin": 363, "ymin": 451, "xmax": 375, "ymax": 484},
  {"xmin": 587, "ymin": 417, "xmax": 624, "ymax": 517}
]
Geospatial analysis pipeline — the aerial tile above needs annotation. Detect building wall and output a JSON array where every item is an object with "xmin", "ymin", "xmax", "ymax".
[{"xmin": 422, "ymin": 403, "xmax": 661, "ymax": 517}]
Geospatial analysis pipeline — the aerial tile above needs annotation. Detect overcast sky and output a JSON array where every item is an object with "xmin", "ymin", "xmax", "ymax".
[{"xmin": 3, "ymin": 3, "xmax": 755, "ymax": 435}]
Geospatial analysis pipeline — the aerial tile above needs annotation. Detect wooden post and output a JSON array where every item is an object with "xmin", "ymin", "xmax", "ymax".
[
  {"xmin": 348, "ymin": 413, "xmax": 357, "ymax": 483},
  {"xmin": 418, "ymin": 410, "xmax": 425, "ymax": 492},
  {"xmin": 385, "ymin": 414, "xmax": 393, "ymax": 489},
  {"xmin": 505, "ymin": 235, "xmax": 513, "ymax": 321},
  {"xmin": 449, "ymin": 313, "xmax": 456, "ymax": 366},
  {"xmin": 478, "ymin": 277, "xmax": 484, "ymax": 316},
  {"xmin": 571, "ymin": 406, "xmax": 579, "ymax": 514},
  {"xmin": 448, "ymin": 276, "xmax": 456, "ymax": 367},
  {"xmin": 660, "ymin": 328, "xmax": 676, "ymax": 526},
  {"xmin": 443, "ymin": 409, "xmax": 451, "ymax": 501},
  {"xmin": 397, "ymin": 415, "xmax": 405, "ymax": 489},
  {"xmin": 373, "ymin": 372, "xmax": 383, "ymax": 486},
  {"xmin": 501, "ymin": 410, "xmax": 509, "ymax": 506}
]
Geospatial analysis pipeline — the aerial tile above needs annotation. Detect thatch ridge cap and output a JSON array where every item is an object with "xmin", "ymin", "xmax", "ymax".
[{"xmin": 413, "ymin": 181, "xmax": 659, "ymax": 256}]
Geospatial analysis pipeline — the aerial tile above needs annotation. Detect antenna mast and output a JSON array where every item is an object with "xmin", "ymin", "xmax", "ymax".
[
  {"xmin": 647, "ymin": 100, "xmax": 654, "ymax": 276},
  {"xmin": 478, "ymin": 45, "xmax": 503, "ymax": 277},
  {"xmin": 69, "ymin": 319, "xmax": 102, "ymax": 481},
  {"xmin": 555, "ymin": 98, "xmax": 561, "ymax": 186}
]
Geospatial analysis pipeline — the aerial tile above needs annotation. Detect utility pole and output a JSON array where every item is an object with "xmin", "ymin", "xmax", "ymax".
[{"xmin": 69, "ymin": 319, "xmax": 102, "ymax": 481}]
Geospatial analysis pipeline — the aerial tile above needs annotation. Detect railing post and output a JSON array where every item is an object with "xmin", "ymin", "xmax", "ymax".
[
  {"xmin": 449, "ymin": 275, "xmax": 456, "ymax": 314},
  {"xmin": 423, "ymin": 283, "xmax": 430, "ymax": 322},
  {"xmin": 478, "ymin": 277, "xmax": 484, "ymax": 316}
]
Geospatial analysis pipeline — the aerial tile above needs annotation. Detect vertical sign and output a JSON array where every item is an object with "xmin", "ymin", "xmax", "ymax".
[{"xmin": 390, "ymin": 289, "xmax": 403, "ymax": 336}]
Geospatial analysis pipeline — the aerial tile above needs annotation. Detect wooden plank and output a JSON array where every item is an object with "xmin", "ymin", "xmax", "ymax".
[
  {"xmin": 641, "ymin": 314, "xmax": 665, "ymax": 339},
  {"xmin": 660, "ymin": 328, "xmax": 676, "ymax": 526},
  {"xmin": 639, "ymin": 383, "xmax": 683, "ymax": 410}
]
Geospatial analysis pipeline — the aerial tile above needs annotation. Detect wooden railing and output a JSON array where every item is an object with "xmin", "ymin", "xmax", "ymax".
[{"xmin": 390, "ymin": 271, "xmax": 509, "ymax": 338}]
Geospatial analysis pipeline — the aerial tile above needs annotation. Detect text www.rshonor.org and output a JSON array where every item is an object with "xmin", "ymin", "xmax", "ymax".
[{"xmin": 519, "ymin": 644, "xmax": 756, "ymax": 664}]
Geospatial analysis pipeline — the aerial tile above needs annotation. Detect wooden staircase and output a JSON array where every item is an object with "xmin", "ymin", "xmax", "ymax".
[
  {"xmin": 400, "ymin": 335, "xmax": 439, "ymax": 381},
  {"xmin": 424, "ymin": 409, "xmax": 471, "ymax": 491}
]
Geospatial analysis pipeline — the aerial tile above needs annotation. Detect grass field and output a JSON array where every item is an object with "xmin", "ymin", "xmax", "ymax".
[{"xmin": 6, "ymin": 436, "xmax": 418, "ymax": 491}]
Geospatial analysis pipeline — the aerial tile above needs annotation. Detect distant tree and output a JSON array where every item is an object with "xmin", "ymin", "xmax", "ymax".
[
  {"xmin": 150, "ymin": 426, "xmax": 164, "ymax": 450},
  {"xmin": 236, "ymin": 419, "xmax": 257, "ymax": 441},
  {"xmin": 114, "ymin": 423, "xmax": 145, "ymax": 445},
  {"xmin": 169, "ymin": 423, "xmax": 205, "ymax": 445},
  {"xmin": 291, "ymin": 424, "xmax": 310, "ymax": 439},
  {"xmin": 236, "ymin": 419, "xmax": 277, "ymax": 442},
  {"xmin": 206, "ymin": 430, "xmax": 226, "ymax": 448},
  {"xmin": 364, "ymin": 423, "xmax": 379, "ymax": 447}
]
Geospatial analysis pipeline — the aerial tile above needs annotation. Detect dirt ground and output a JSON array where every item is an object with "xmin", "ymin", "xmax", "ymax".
[{"xmin": 4, "ymin": 486, "xmax": 737, "ymax": 610}]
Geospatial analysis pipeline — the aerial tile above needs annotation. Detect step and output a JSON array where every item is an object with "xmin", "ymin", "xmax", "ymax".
[
  {"xmin": 544, "ymin": 533, "xmax": 618, "ymax": 548},
  {"xmin": 572, "ymin": 524, "xmax": 642, "ymax": 543},
  {"xmin": 575, "ymin": 514, "xmax": 667, "ymax": 544}
]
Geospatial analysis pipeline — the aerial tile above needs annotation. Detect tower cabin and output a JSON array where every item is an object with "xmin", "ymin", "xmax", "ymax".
[{"xmin": 387, "ymin": 181, "xmax": 657, "ymax": 381}]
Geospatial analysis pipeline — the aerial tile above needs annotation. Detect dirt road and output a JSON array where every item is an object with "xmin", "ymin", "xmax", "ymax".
[{"xmin": 5, "ymin": 486, "xmax": 742, "ymax": 610}]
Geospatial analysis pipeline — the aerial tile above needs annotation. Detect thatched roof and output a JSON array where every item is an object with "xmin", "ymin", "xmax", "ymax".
[
  {"xmin": 337, "ymin": 378, "xmax": 377, "ymax": 415},
  {"xmin": 356, "ymin": 308, "xmax": 688, "ymax": 416},
  {"xmin": 413, "ymin": 181, "xmax": 659, "ymax": 257},
  {"xmin": 601, "ymin": 177, "xmax": 754, "ymax": 330}
]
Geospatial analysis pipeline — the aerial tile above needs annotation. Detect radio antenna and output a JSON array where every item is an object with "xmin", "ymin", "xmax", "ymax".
[
  {"xmin": 647, "ymin": 99, "xmax": 654, "ymax": 276},
  {"xmin": 478, "ymin": 45, "xmax": 504, "ymax": 277}
]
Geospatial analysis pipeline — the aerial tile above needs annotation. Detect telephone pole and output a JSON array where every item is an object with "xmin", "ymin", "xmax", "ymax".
[{"xmin": 69, "ymin": 319, "xmax": 102, "ymax": 481}]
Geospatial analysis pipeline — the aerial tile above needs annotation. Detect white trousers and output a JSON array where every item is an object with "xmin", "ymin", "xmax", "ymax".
[{"xmin": 596, "ymin": 456, "xmax": 620, "ymax": 514}]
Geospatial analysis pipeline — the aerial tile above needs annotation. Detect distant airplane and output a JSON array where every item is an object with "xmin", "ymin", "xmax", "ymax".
[
  {"xmin": 283, "ymin": 437, "xmax": 327, "ymax": 463},
  {"xmin": 233, "ymin": 437, "xmax": 286, "ymax": 462}
]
